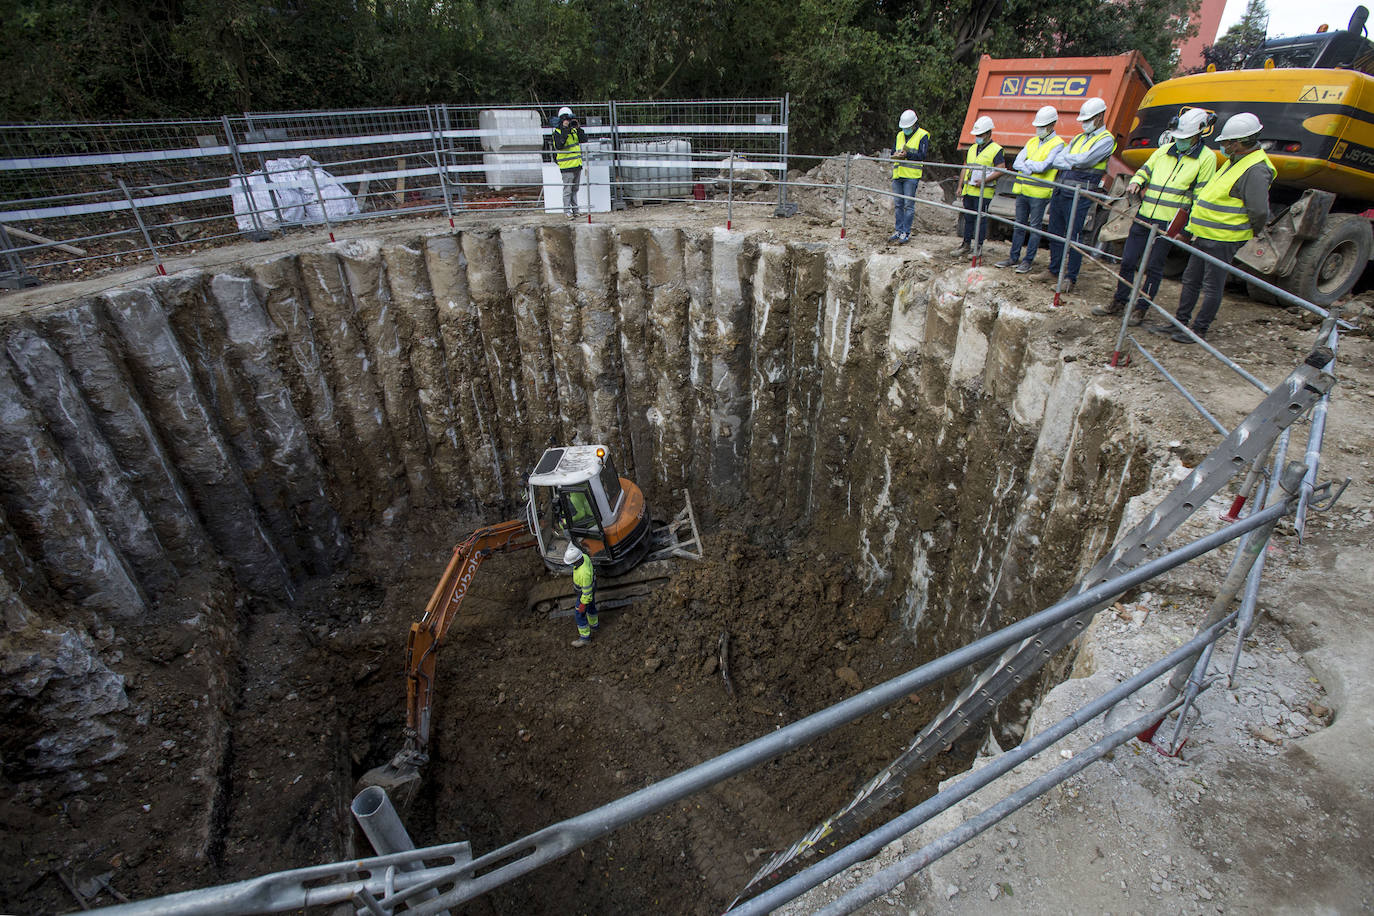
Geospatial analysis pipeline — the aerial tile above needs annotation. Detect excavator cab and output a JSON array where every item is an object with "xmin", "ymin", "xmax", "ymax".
[{"xmin": 525, "ymin": 444, "xmax": 653, "ymax": 577}]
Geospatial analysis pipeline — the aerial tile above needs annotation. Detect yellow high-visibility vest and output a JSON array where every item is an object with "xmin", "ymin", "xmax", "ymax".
[
  {"xmin": 893, "ymin": 128, "xmax": 930, "ymax": 180},
  {"xmin": 1068, "ymin": 127, "xmax": 1115, "ymax": 172},
  {"xmin": 556, "ymin": 130, "xmax": 583, "ymax": 170},
  {"xmin": 1185, "ymin": 148, "xmax": 1275, "ymax": 242},
  {"xmin": 961, "ymin": 141, "xmax": 1003, "ymax": 199},
  {"xmin": 1132, "ymin": 143, "xmax": 1216, "ymax": 223},
  {"xmin": 1012, "ymin": 135, "xmax": 1064, "ymax": 199}
]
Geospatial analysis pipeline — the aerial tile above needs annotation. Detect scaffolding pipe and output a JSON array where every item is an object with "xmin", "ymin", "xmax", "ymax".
[
  {"xmin": 1128, "ymin": 336, "xmax": 1229, "ymax": 436},
  {"xmin": 732, "ymin": 614, "xmax": 1232, "ymax": 915},
  {"xmin": 1136, "ymin": 461, "xmax": 1307, "ymax": 747},
  {"xmin": 811, "ymin": 700, "xmax": 1190, "ymax": 916},
  {"xmin": 399, "ymin": 502, "xmax": 1292, "ymax": 913}
]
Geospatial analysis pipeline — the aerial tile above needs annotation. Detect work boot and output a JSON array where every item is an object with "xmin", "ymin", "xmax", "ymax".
[
  {"xmin": 956, "ymin": 242, "xmax": 971, "ymax": 255},
  {"xmin": 571, "ymin": 636, "xmax": 592, "ymax": 647},
  {"xmin": 993, "ymin": 258, "xmax": 1016, "ymax": 268},
  {"xmin": 1146, "ymin": 322, "xmax": 1176, "ymax": 336},
  {"xmin": 1171, "ymin": 329, "xmax": 1199, "ymax": 344},
  {"xmin": 1127, "ymin": 309, "xmax": 1148, "ymax": 327},
  {"xmin": 888, "ymin": 232, "xmax": 902, "ymax": 242},
  {"xmin": 1090, "ymin": 301, "xmax": 1125, "ymax": 316},
  {"xmin": 1014, "ymin": 262, "xmax": 1034, "ymax": 274}
]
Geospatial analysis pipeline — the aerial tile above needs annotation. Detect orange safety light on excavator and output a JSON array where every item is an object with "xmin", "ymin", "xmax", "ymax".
[{"xmin": 1317, "ymin": 23, "xmax": 1330, "ymax": 32}]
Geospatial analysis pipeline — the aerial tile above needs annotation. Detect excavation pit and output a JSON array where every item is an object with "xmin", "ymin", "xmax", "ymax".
[{"xmin": 0, "ymin": 225, "xmax": 1151, "ymax": 913}]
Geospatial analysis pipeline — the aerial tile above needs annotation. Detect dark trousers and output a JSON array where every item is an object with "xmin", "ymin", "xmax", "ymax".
[
  {"xmin": 1046, "ymin": 183, "xmax": 1095, "ymax": 280},
  {"xmin": 961, "ymin": 193, "xmax": 991, "ymax": 247},
  {"xmin": 1176, "ymin": 237, "xmax": 1243, "ymax": 337},
  {"xmin": 1113, "ymin": 217, "xmax": 1172, "ymax": 308},
  {"xmin": 1009, "ymin": 194, "xmax": 1050, "ymax": 264}
]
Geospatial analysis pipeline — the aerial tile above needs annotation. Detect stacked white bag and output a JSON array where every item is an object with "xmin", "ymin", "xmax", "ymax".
[{"xmin": 230, "ymin": 156, "xmax": 359, "ymax": 231}]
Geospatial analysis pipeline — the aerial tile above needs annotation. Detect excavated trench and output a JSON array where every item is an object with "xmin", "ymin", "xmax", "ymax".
[{"xmin": 0, "ymin": 226, "xmax": 1149, "ymax": 914}]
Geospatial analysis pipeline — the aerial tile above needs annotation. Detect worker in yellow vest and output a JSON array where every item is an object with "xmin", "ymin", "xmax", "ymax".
[
  {"xmin": 1149, "ymin": 112, "xmax": 1274, "ymax": 343},
  {"xmin": 565, "ymin": 543, "xmax": 600, "ymax": 647},
  {"xmin": 890, "ymin": 109, "xmax": 930, "ymax": 244},
  {"xmin": 551, "ymin": 106, "xmax": 588, "ymax": 220},
  {"xmin": 995, "ymin": 106, "xmax": 1063, "ymax": 272},
  {"xmin": 1093, "ymin": 107, "xmax": 1216, "ymax": 323},
  {"xmin": 1044, "ymin": 97, "xmax": 1116, "ymax": 293},
  {"xmin": 958, "ymin": 116, "xmax": 1002, "ymax": 256}
]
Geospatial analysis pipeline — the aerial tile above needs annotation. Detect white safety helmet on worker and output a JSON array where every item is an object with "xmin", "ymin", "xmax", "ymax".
[
  {"xmin": 1171, "ymin": 108, "xmax": 1210, "ymax": 140},
  {"xmin": 972, "ymin": 115, "xmax": 994, "ymax": 136},
  {"xmin": 558, "ymin": 106, "xmax": 574, "ymax": 118},
  {"xmin": 1077, "ymin": 97, "xmax": 1107, "ymax": 122},
  {"xmin": 563, "ymin": 542, "xmax": 583, "ymax": 565},
  {"xmin": 1032, "ymin": 106, "xmax": 1059, "ymax": 127},
  {"xmin": 899, "ymin": 109, "xmax": 918, "ymax": 130},
  {"xmin": 1216, "ymin": 112, "xmax": 1263, "ymax": 143}
]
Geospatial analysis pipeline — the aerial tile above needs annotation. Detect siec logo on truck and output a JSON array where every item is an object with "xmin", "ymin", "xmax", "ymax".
[{"xmin": 999, "ymin": 76, "xmax": 1092, "ymax": 97}]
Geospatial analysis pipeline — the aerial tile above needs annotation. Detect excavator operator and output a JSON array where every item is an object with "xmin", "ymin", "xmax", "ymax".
[{"xmin": 566, "ymin": 543, "xmax": 599, "ymax": 647}]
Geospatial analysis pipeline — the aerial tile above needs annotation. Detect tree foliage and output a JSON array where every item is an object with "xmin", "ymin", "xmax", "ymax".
[
  {"xmin": 1, "ymin": 0, "xmax": 1199, "ymax": 157},
  {"xmin": 1197, "ymin": 0, "xmax": 1269, "ymax": 72}
]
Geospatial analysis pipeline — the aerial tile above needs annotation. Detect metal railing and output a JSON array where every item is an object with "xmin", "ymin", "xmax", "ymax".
[
  {"xmin": 84, "ymin": 333, "xmax": 1345, "ymax": 915},
  {"xmin": 0, "ymin": 99, "xmax": 788, "ymax": 283},
  {"xmin": 13, "ymin": 131, "xmax": 1357, "ymax": 914}
]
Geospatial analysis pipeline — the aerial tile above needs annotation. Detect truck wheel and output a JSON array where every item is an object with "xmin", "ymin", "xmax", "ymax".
[
  {"xmin": 1245, "ymin": 279, "xmax": 1280, "ymax": 306},
  {"xmin": 1287, "ymin": 214, "xmax": 1372, "ymax": 307}
]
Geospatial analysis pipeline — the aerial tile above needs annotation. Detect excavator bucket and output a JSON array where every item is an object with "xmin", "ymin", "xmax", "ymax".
[{"xmin": 358, "ymin": 750, "xmax": 426, "ymax": 811}]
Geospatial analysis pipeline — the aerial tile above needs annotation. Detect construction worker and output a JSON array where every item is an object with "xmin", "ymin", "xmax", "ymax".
[
  {"xmin": 551, "ymin": 106, "xmax": 588, "ymax": 220},
  {"xmin": 1092, "ymin": 107, "xmax": 1215, "ymax": 324},
  {"xmin": 995, "ymin": 106, "xmax": 1063, "ymax": 272},
  {"xmin": 890, "ymin": 109, "xmax": 930, "ymax": 244},
  {"xmin": 1044, "ymin": 97, "xmax": 1116, "ymax": 292},
  {"xmin": 566, "ymin": 542, "xmax": 599, "ymax": 647},
  {"xmin": 958, "ymin": 116, "xmax": 1002, "ymax": 256},
  {"xmin": 1150, "ymin": 112, "xmax": 1274, "ymax": 343}
]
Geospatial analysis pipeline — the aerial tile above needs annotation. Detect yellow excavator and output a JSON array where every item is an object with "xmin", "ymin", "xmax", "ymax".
[
  {"xmin": 361, "ymin": 445, "xmax": 701, "ymax": 801},
  {"xmin": 1120, "ymin": 6, "xmax": 1374, "ymax": 306}
]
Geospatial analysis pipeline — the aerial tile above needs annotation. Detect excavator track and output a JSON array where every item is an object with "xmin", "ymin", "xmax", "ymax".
[{"xmin": 526, "ymin": 559, "xmax": 677, "ymax": 616}]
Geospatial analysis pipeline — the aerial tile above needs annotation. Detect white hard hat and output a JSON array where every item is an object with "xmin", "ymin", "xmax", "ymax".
[
  {"xmin": 1171, "ymin": 108, "xmax": 1210, "ymax": 140},
  {"xmin": 563, "ymin": 542, "xmax": 583, "ymax": 565},
  {"xmin": 558, "ymin": 106, "xmax": 574, "ymax": 118},
  {"xmin": 1077, "ymin": 97, "xmax": 1107, "ymax": 121},
  {"xmin": 899, "ymin": 109, "xmax": 918, "ymax": 129},
  {"xmin": 972, "ymin": 115, "xmax": 994, "ymax": 136},
  {"xmin": 1216, "ymin": 112, "xmax": 1262, "ymax": 143},
  {"xmin": 1032, "ymin": 105, "xmax": 1059, "ymax": 128}
]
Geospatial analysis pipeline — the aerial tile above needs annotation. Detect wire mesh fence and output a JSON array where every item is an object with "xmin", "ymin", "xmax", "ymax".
[{"xmin": 0, "ymin": 99, "xmax": 788, "ymax": 282}]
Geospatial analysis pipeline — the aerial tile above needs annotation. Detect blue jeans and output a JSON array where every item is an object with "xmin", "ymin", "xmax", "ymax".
[
  {"xmin": 892, "ymin": 177, "xmax": 920, "ymax": 235},
  {"xmin": 961, "ymin": 194, "xmax": 991, "ymax": 246},
  {"xmin": 1046, "ymin": 184, "xmax": 1095, "ymax": 280},
  {"xmin": 1113, "ymin": 217, "xmax": 1172, "ymax": 307},
  {"xmin": 1009, "ymin": 195, "xmax": 1050, "ymax": 264}
]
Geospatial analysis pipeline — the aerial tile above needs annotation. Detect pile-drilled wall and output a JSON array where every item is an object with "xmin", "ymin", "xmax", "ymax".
[{"xmin": 0, "ymin": 226, "xmax": 1146, "ymax": 775}]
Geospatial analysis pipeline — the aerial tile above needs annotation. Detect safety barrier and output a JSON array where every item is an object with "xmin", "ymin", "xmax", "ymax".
[{"xmin": 82, "ymin": 322, "xmax": 1347, "ymax": 915}]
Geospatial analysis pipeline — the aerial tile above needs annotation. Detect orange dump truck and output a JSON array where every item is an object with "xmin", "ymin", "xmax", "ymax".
[{"xmin": 957, "ymin": 53, "xmax": 1156, "ymax": 225}]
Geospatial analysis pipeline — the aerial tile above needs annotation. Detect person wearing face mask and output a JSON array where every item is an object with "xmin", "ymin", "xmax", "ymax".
[
  {"xmin": 1092, "ymin": 108, "xmax": 1216, "ymax": 324},
  {"xmin": 890, "ymin": 109, "xmax": 930, "ymax": 244},
  {"xmin": 1043, "ymin": 97, "xmax": 1116, "ymax": 292},
  {"xmin": 995, "ymin": 106, "xmax": 1063, "ymax": 272},
  {"xmin": 1150, "ymin": 112, "xmax": 1273, "ymax": 344},
  {"xmin": 958, "ymin": 116, "xmax": 1002, "ymax": 256}
]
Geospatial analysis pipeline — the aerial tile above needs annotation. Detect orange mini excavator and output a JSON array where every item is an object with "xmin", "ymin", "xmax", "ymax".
[{"xmin": 362, "ymin": 445, "xmax": 701, "ymax": 800}]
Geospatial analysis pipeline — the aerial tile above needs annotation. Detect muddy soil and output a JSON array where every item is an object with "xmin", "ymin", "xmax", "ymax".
[{"xmin": 1, "ymin": 502, "xmax": 970, "ymax": 915}]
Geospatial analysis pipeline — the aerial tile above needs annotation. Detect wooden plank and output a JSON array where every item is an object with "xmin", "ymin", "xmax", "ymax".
[{"xmin": 0, "ymin": 224, "xmax": 87, "ymax": 256}]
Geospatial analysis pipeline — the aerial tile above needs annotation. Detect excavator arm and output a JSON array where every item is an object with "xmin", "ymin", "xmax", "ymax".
[{"xmin": 361, "ymin": 518, "xmax": 537, "ymax": 799}]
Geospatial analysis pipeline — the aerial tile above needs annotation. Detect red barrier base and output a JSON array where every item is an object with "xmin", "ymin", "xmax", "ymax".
[
  {"xmin": 1219, "ymin": 495, "xmax": 1247, "ymax": 523},
  {"xmin": 1108, "ymin": 350, "xmax": 1131, "ymax": 368}
]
